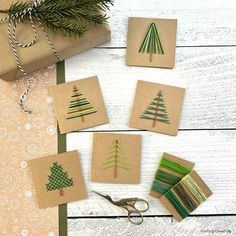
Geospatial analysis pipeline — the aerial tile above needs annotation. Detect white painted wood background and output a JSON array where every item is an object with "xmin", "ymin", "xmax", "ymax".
[{"xmin": 65, "ymin": 0, "xmax": 236, "ymax": 235}]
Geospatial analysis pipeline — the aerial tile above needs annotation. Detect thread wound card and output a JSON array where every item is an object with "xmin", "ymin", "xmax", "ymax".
[
  {"xmin": 91, "ymin": 133, "xmax": 142, "ymax": 184},
  {"xmin": 29, "ymin": 151, "xmax": 87, "ymax": 208},
  {"xmin": 50, "ymin": 76, "xmax": 108, "ymax": 134},
  {"xmin": 160, "ymin": 170, "xmax": 212, "ymax": 222},
  {"xmin": 126, "ymin": 17, "xmax": 177, "ymax": 68},
  {"xmin": 150, "ymin": 153, "xmax": 195, "ymax": 199},
  {"xmin": 130, "ymin": 80, "xmax": 185, "ymax": 136}
]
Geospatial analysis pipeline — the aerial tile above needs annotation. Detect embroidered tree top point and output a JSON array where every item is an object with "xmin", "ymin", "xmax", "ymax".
[
  {"xmin": 46, "ymin": 162, "xmax": 74, "ymax": 196},
  {"xmin": 66, "ymin": 85, "xmax": 97, "ymax": 121},
  {"xmin": 103, "ymin": 139, "xmax": 130, "ymax": 178},
  {"xmin": 140, "ymin": 90, "xmax": 170, "ymax": 128},
  {"xmin": 139, "ymin": 22, "xmax": 164, "ymax": 62}
]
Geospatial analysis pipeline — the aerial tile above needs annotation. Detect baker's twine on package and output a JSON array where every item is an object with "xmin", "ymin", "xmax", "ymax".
[{"xmin": 0, "ymin": 0, "xmax": 62, "ymax": 114}]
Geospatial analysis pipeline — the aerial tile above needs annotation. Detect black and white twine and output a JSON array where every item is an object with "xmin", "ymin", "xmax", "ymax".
[{"xmin": 0, "ymin": 0, "xmax": 62, "ymax": 114}]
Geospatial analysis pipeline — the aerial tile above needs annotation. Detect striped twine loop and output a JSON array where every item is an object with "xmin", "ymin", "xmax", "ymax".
[{"xmin": 0, "ymin": 0, "xmax": 62, "ymax": 114}]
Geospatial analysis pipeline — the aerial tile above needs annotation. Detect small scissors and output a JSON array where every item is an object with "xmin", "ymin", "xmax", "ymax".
[{"xmin": 93, "ymin": 190, "xmax": 149, "ymax": 225}]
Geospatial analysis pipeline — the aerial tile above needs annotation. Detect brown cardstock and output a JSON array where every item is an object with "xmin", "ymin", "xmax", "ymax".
[
  {"xmin": 126, "ymin": 17, "xmax": 177, "ymax": 68},
  {"xmin": 91, "ymin": 133, "xmax": 142, "ymax": 184},
  {"xmin": 50, "ymin": 76, "xmax": 109, "ymax": 134},
  {"xmin": 150, "ymin": 153, "xmax": 195, "ymax": 199},
  {"xmin": 29, "ymin": 150, "xmax": 87, "ymax": 209},
  {"xmin": 0, "ymin": 0, "xmax": 111, "ymax": 82},
  {"xmin": 130, "ymin": 80, "xmax": 185, "ymax": 136},
  {"xmin": 160, "ymin": 170, "xmax": 213, "ymax": 222}
]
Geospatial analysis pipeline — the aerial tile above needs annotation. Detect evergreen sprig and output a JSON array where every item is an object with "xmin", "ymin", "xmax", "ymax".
[{"xmin": 2, "ymin": 0, "xmax": 113, "ymax": 37}]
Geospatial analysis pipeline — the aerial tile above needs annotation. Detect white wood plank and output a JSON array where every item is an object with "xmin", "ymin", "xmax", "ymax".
[
  {"xmin": 65, "ymin": 47, "xmax": 236, "ymax": 130},
  {"xmin": 68, "ymin": 216, "xmax": 236, "ymax": 236},
  {"xmin": 102, "ymin": 0, "xmax": 236, "ymax": 47},
  {"xmin": 66, "ymin": 130, "xmax": 236, "ymax": 217}
]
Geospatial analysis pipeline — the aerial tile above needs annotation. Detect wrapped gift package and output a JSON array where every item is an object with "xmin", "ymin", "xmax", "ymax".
[{"xmin": 0, "ymin": 0, "xmax": 111, "ymax": 82}]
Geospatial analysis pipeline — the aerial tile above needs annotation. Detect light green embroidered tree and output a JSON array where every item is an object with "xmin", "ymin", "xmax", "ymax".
[
  {"xmin": 103, "ymin": 139, "xmax": 129, "ymax": 178},
  {"xmin": 46, "ymin": 162, "xmax": 73, "ymax": 196},
  {"xmin": 140, "ymin": 90, "xmax": 170, "ymax": 128},
  {"xmin": 139, "ymin": 22, "xmax": 164, "ymax": 62},
  {"xmin": 66, "ymin": 85, "xmax": 97, "ymax": 122}
]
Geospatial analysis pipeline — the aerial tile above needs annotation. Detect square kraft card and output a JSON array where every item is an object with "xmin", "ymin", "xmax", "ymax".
[
  {"xmin": 126, "ymin": 17, "xmax": 177, "ymax": 68},
  {"xmin": 50, "ymin": 76, "xmax": 108, "ymax": 134},
  {"xmin": 91, "ymin": 133, "xmax": 142, "ymax": 184},
  {"xmin": 29, "ymin": 151, "xmax": 87, "ymax": 208},
  {"xmin": 130, "ymin": 80, "xmax": 185, "ymax": 136}
]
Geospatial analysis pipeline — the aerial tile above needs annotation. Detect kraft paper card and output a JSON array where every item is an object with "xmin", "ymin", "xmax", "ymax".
[
  {"xmin": 50, "ymin": 76, "xmax": 109, "ymax": 134},
  {"xmin": 29, "ymin": 151, "xmax": 87, "ymax": 208},
  {"xmin": 126, "ymin": 17, "xmax": 177, "ymax": 68},
  {"xmin": 130, "ymin": 80, "xmax": 185, "ymax": 136},
  {"xmin": 91, "ymin": 133, "xmax": 142, "ymax": 184},
  {"xmin": 160, "ymin": 170, "xmax": 213, "ymax": 222}
]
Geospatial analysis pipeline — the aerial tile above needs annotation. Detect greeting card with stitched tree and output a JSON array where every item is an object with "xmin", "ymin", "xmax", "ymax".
[
  {"xmin": 103, "ymin": 139, "xmax": 130, "ymax": 178},
  {"xmin": 140, "ymin": 90, "xmax": 170, "ymax": 128},
  {"xmin": 66, "ymin": 85, "xmax": 97, "ymax": 121},
  {"xmin": 46, "ymin": 162, "xmax": 74, "ymax": 197},
  {"xmin": 139, "ymin": 22, "xmax": 164, "ymax": 62}
]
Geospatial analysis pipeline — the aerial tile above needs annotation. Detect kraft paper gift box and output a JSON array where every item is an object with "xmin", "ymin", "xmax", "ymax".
[{"xmin": 0, "ymin": 0, "xmax": 111, "ymax": 82}]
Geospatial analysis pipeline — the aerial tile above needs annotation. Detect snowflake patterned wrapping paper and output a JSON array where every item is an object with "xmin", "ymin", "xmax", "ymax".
[{"xmin": 0, "ymin": 65, "xmax": 58, "ymax": 235}]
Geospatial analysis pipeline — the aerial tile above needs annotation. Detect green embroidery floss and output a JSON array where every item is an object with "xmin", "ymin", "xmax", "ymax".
[
  {"xmin": 173, "ymin": 183, "xmax": 198, "ymax": 212},
  {"xmin": 181, "ymin": 175, "xmax": 207, "ymax": 204},
  {"xmin": 150, "ymin": 154, "xmax": 194, "ymax": 197},
  {"xmin": 151, "ymin": 170, "xmax": 181, "ymax": 194},
  {"xmin": 103, "ymin": 139, "xmax": 129, "ymax": 178},
  {"xmin": 163, "ymin": 172, "xmax": 210, "ymax": 220},
  {"xmin": 160, "ymin": 157, "xmax": 192, "ymax": 176},
  {"xmin": 139, "ymin": 22, "xmax": 164, "ymax": 62},
  {"xmin": 165, "ymin": 190, "xmax": 189, "ymax": 219},
  {"xmin": 151, "ymin": 179, "xmax": 171, "ymax": 194}
]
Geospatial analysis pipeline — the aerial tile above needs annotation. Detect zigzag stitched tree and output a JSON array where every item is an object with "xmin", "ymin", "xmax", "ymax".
[
  {"xmin": 46, "ymin": 162, "xmax": 73, "ymax": 196},
  {"xmin": 140, "ymin": 90, "xmax": 170, "ymax": 128},
  {"xmin": 103, "ymin": 139, "xmax": 129, "ymax": 178},
  {"xmin": 66, "ymin": 85, "xmax": 97, "ymax": 121},
  {"xmin": 139, "ymin": 22, "xmax": 164, "ymax": 62}
]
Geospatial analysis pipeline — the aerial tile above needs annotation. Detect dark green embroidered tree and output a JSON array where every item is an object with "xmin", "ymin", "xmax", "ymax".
[
  {"xmin": 46, "ymin": 162, "xmax": 73, "ymax": 196},
  {"xmin": 103, "ymin": 139, "xmax": 129, "ymax": 178},
  {"xmin": 66, "ymin": 85, "xmax": 97, "ymax": 121},
  {"xmin": 140, "ymin": 90, "xmax": 170, "ymax": 128},
  {"xmin": 139, "ymin": 22, "xmax": 164, "ymax": 62}
]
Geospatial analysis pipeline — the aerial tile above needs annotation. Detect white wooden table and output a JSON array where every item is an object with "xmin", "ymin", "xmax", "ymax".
[{"xmin": 65, "ymin": 0, "xmax": 236, "ymax": 235}]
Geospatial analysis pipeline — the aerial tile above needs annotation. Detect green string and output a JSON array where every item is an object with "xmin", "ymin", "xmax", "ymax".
[
  {"xmin": 155, "ymin": 169, "xmax": 181, "ymax": 185},
  {"xmin": 160, "ymin": 157, "xmax": 192, "ymax": 176},
  {"xmin": 151, "ymin": 170, "xmax": 181, "ymax": 195},
  {"xmin": 151, "ymin": 179, "xmax": 171, "ymax": 194},
  {"xmin": 165, "ymin": 190, "xmax": 189, "ymax": 219},
  {"xmin": 173, "ymin": 183, "xmax": 198, "ymax": 212}
]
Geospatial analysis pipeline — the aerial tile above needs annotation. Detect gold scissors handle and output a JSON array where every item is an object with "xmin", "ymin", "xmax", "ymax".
[
  {"xmin": 127, "ymin": 210, "xmax": 143, "ymax": 225},
  {"xmin": 92, "ymin": 191, "xmax": 149, "ymax": 225},
  {"xmin": 118, "ymin": 198, "xmax": 149, "ymax": 225}
]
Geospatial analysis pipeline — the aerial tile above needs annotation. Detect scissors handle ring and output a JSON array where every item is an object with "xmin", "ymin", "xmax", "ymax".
[
  {"xmin": 128, "ymin": 211, "xmax": 144, "ymax": 225},
  {"xmin": 133, "ymin": 199, "xmax": 149, "ymax": 212}
]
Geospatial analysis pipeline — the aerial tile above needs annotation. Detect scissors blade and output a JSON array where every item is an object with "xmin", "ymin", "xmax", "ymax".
[{"xmin": 92, "ymin": 190, "xmax": 109, "ymax": 199}]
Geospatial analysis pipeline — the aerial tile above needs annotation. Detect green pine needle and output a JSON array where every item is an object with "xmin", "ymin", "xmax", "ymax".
[{"xmin": 7, "ymin": 0, "xmax": 113, "ymax": 37}]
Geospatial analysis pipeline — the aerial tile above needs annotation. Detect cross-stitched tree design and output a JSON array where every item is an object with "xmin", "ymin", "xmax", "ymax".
[
  {"xmin": 66, "ymin": 85, "xmax": 97, "ymax": 121},
  {"xmin": 103, "ymin": 139, "xmax": 129, "ymax": 178},
  {"xmin": 140, "ymin": 90, "xmax": 170, "ymax": 128},
  {"xmin": 46, "ymin": 162, "xmax": 74, "ymax": 196},
  {"xmin": 139, "ymin": 22, "xmax": 164, "ymax": 62}
]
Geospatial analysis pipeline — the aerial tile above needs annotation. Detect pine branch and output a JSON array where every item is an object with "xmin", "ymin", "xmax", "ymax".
[{"xmin": 4, "ymin": 0, "xmax": 113, "ymax": 37}]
